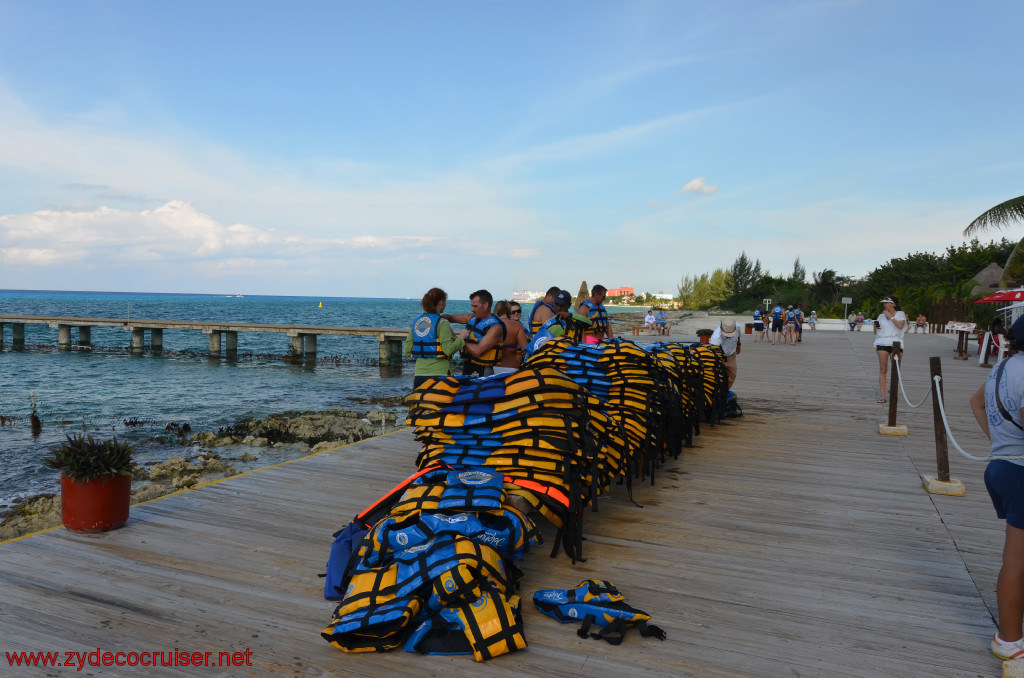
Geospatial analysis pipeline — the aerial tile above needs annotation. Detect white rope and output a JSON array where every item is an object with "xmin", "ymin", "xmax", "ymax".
[
  {"xmin": 892, "ymin": 354, "xmax": 932, "ymax": 409},
  {"xmin": 932, "ymin": 375, "xmax": 1024, "ymax": 461}
]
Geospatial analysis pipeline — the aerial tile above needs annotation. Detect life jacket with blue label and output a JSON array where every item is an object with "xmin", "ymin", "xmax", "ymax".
[
  {"xmin": 527, "ymin": 300, "xmax": 557, "ymax": 338},
  {"xmin": 786, "ymin": 310, "xmax": 796, "ymax": 323},
  {"xmin": 753, "ymin": 309, "xmax": 762, "ymax": 321},
  {"xmin": 795, "ymin": 309, "xmax": 803, "ymax": 324},
  {"xmin": 464, "ymin": 314, "xmax": 505, "ymax": 368},
  {"xmin": 579, "ymin": 300, "xmax": 608, "ymax": 334},
  {"xmin": 523, "ymin": 316, "xmax": 565, "ymax": 360},
  {"xmin": 532, "ymin": 579, "xmax": 666, "ymax": 645},
  {"xmin": 404, "ymin": 586, "xmax": 527, "ymax": 661},
  {"xmin": 772, "ymin": 305, "xmax": 784, "ymax": 320},
  {"xmin": 322, "ymin": 535, "xmax": 517, "ymax": 653},
  {"xmin": 410, "ymin": 312, "xmax": 446, "ymax": 359}
]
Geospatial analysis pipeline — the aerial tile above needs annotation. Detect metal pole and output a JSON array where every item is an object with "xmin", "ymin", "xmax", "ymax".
[
  {"xmin": 887, "ymin": 341, "xmax": 901, "ymax": 427},
  {"xmin": 929, "ymin": 356, "xmax": 950, "ymax": 482}
]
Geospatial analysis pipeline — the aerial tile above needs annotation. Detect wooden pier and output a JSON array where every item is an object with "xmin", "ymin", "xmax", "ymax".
[
  {"xmin": 0, "ymin": 330, "xmax": 1010, "ymax": 676},
  {"xmin": 0, "ymin": 315, "xmax": 408, "ymax": 364}
]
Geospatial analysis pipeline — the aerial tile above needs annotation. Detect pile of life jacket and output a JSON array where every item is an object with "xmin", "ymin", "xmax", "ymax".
[{"xmin": 321, "ymin": 337, "xmax": 730, "ymax": 661}]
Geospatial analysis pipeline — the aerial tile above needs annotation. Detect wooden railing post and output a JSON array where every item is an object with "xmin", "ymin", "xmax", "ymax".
[
  {"xmin": 887, "ymin": 342, "xmax": 901, "ymax": 427},
  {"xmin": 929, "ymin": 356, "xmax": 950, "ymax": 482}
]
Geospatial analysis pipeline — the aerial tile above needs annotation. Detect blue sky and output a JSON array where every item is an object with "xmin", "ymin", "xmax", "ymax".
[{"xmin": 1, "ymin": 1, "xmax": 1022, "ymax": 299}]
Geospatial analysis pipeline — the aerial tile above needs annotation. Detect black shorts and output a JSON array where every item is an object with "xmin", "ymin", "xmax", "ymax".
[{"xmin": 771, "ymin": 319, "xmax": 783, "ymax": 332}]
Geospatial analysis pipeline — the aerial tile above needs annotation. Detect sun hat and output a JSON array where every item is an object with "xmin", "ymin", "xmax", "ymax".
[{"xmin": 720, "ymin": 320, "xmax": 738, "ymax": 337}]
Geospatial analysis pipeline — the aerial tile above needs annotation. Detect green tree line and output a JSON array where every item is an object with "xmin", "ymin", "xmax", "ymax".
[{"xmin": 676, "ymin": 238, "xmax": 1016, "ymax": 320}]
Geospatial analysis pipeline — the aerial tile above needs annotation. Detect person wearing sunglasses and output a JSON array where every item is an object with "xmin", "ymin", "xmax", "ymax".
[{"xmin": 493, "ymin": 300, "xmax": 528, "ymax": 372}]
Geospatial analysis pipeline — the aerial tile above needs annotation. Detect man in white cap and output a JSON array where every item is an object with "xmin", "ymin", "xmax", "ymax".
[{"xmin": 709, "ymin": 319, "xmax": 741, "ymax": 389}]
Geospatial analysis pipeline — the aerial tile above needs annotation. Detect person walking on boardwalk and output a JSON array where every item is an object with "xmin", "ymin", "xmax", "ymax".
[
  {"xmin": 969, "ymin": 314, "xmax": 1024, "ymax": 660},
  {"xmin": 578, "ymin": 285, "xmax": 613, "ymax": 344},
  {"xmin": 404, "ymin": 287, "xmax": 465, "ymax": 388},
  {"xmin": 709, "ymin": 319, "xmax": 741, "ymax": 389},
  {"xmin": 872, "ymin": 296, "xmax": 906, "ymax": 403},
  {"xmin": 442, "ymin": 289, "xmax": 506, "ymax": 377},
  {"xmin": 493, "ymin": 300, "xmax": 528, "ymax": 372}
]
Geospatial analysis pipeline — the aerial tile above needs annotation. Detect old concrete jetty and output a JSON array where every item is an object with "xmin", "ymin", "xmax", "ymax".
[
  {"xmin": 0, "ymin": 314, "xmax": 408, "ymax": 364},
  {"xmin": 0, "ymin": 330, "xmax": 1010, "ymax": 676}
]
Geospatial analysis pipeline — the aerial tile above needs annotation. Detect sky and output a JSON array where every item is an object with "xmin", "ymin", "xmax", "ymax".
[{"xmin": 0, "ymin": 1, "xmax": 1022, "ymax": 300}]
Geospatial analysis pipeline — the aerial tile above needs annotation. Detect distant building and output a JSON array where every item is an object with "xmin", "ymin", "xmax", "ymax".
[
  {"xmin": 606, "ymin": 286, "xmax": 634, "ymax": 297},
  {"xmin": 652, "ymin": 292, "xmax": 673, "ymax": 300}
]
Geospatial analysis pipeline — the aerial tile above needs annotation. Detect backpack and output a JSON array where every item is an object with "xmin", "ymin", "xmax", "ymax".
[{"xmin": 725, "ymin": 391, "xmax": 742, "ymax": 418}]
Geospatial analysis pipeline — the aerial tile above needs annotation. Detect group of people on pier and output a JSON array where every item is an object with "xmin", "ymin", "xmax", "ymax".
[
  {"xmin": 403, "ymin": 285, "xmax": 614, "ymax": 387},
  {"xmin": 752, "ymin": 302, "xmax": 815, "ymax": 346}
]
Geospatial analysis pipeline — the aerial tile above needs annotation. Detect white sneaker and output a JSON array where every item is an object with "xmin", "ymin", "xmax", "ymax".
[{"xmin": 992, "ymin": 634, "xmax": 1024, "ymax": 660}]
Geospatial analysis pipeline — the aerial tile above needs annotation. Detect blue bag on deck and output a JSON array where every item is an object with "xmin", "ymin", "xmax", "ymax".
[
  {"xmin": 724, "ymin": 391, "xmax": 742, "ymax": 418},
  {"xmin": 324, "ymin": 521, "xmax": 369, "ymax": 600}
]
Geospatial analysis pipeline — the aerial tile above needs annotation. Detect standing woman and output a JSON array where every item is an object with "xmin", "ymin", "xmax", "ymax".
[
  {"xmin": 404, "ymin": 287, "xmax": 465, "ymax": 388},
  {"xmin": 872, "ymin": 295, "xmax": 907, "ymax": 403},
  {"xmin": 970, "ymin": 315, "xmax": 1024, "ymax": 659},
  {"xmin": 493, "ymin": 300, "xmax": 528, "ymax": 372}
]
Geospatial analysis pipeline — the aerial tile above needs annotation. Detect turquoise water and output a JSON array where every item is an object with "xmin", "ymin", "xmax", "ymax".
[{"xmin": 0, "ymin": 290, "xmax": 473, "ymax": 506}]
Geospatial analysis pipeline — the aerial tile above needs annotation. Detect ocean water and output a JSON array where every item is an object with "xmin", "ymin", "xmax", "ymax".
[{"xmin": 0, "ymin": 290, "xmax": 473, "ymax": 507}]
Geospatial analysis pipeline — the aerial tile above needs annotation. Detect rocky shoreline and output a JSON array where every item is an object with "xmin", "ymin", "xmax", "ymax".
[{"xmin": 0, "ymin": 400, "xmax": 407, "ymax": 541}]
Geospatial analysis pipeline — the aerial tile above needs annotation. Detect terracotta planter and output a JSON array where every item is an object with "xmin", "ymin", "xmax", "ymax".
[
  {"xmin": 744, "ymin": 326, "xmax": 753, "ymax": 334},
  {"xmin": 699, "ymin": 335, "xmax": 711, "ymax": 343},
  {"xmin": 60, "ymin": 474, "xmax": 131, "ymax": 533}
]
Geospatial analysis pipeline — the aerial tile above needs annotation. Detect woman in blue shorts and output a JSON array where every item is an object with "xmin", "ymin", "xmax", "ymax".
[{"xmin": 971, "ymin": 314, "xmax": 1024, "ymax": 660}]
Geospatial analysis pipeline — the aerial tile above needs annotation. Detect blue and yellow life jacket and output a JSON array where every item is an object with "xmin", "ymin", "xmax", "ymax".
[
  {"xmin": 523, "ymin": 316, "xmax": 565, "ymax": 360},
  {"xmin": 404, "ymin": 586, "xmax": 527, "ymax": 661},
  {"xmin": 411, "ymin": 312, "xmax": 446, "ymax": 359},
  {"xmin": 464, "ymin": 314, "xmax": 505, "ymax": 368},
  {"xmin": 533, "ymin": 579, "xmax": 666, "ymax": 645},
  {"xmin": 772, "ymin": 305, "xmax": 784, "ymax": 320},
  {"xmin": 753, "ymin": 309, "xmax": 762, "ymax": 321},
  {"xmin": 786, "ymin": 310, "xmax": 796, "ymax": 323},
  {"xmin": 527, "ymin": 300, "xmax": 556, "ymax": 338},
  {"xmin": 322, "ymin": 535, "xmax": 518, "ymax": 653},
  {"xmin": 579, "ymin": 300, "xmax": 608, "ymax": 334}
]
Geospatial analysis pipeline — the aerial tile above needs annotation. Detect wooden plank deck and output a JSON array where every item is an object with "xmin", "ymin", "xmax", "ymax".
[{"xmin": 0, "ymin": 329, "xmax": 1007, "ymax": 677}]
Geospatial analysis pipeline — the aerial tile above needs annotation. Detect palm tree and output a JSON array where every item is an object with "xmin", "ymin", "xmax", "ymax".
[{"xmin": 963, "ymin": 196, "xmax": 1024, "ymax": 285}]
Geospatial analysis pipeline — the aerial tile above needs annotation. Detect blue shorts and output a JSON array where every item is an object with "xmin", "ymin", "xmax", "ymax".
[{"xmin": 985, "ymin": 459, "xmax": 1024, "ymax": 529}]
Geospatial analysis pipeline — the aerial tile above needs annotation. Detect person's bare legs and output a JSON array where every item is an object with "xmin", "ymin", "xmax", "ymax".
[
  {"xmin": 997, "ymin": 524, "xmax": 1024, "ymax": 642},
  {"xmin": 876, "ymin": 349, "xmax": 889, "ymax": 402}
]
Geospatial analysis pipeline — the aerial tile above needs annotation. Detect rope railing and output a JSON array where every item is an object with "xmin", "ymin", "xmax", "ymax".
[
  {"xmin": 931, "ymin": 374, "xmax": 1024, "ymax": 461},
  {"xmin": 892, "ymin": 354, "xmax": 932, "ymax": 409}
]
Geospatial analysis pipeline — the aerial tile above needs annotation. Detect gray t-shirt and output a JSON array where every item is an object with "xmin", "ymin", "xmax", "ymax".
[{"xmin": 985, "ymin": 354, "xmax": 1024, "ymax": 466}]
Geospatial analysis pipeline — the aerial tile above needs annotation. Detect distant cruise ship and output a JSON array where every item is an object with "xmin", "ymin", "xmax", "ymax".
[{"xmin": 510, "ymin": 289, "xmax": 542, "ymax": 303}]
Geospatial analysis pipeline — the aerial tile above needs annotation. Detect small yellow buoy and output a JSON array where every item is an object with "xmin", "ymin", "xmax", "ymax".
[{"xmin": 318, "ymin": 301, "xmax": 323, "ymax": 308}]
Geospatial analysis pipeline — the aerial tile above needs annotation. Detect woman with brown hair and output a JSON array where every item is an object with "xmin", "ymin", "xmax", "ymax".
[
  {"xmin": 493, "ymin": 300, "xmax": 528, "ymax": 372},
  {"xmin": 403, "ymin": 287, "xmax": 465, "ymax": 388}
]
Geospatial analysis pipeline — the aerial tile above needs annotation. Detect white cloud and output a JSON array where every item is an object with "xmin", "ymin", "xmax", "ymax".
[{"xmin": 678, "ymin": 177, "xmax": 718, "ymax": 195}]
